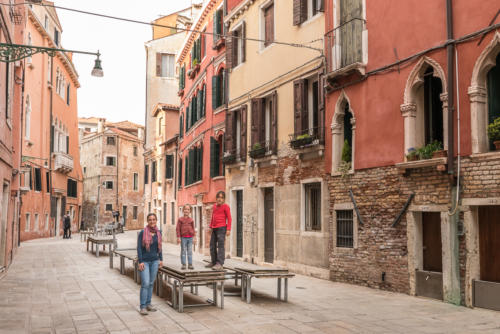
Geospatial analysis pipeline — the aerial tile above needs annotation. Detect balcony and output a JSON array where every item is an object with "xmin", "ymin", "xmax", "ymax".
[
  {"xmin": 54, "ymin": 152, "xmax": 74, "ymax": 173},
  {"xmin": 325, "ymin": 19, "xmax": 366, "ymax": 82}
]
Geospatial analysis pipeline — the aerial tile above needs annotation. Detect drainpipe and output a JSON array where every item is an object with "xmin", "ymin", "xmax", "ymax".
[
  {"xmin": 446, "ymin": 0, "xmax": 455, "ymax": 175},
  {"xmin": 49, "ymin": 56, "xmax": 55, "ymax": 237}
]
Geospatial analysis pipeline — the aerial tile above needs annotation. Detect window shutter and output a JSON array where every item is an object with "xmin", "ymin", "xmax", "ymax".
[
  {"xmin": 213, "ymin": 12, "xmax": 218, "ymax": 43},
  {"xmin": 179, "ymin": 114, "xmax": 183, "ymax": 138},
  {"xmin": 186, "ymin": 106, "xmax": 190, "ymax": 132},
  {"xmin": 225, "ymin": 109, "xmax": 234, "ymax": 154},
  {"xmin": 198, "ymin": 145, "xmax": 203, "ymax": 181},
  {"xmin": 210, "ymin": 137, "xmax": 216, "ymax": 177},
  {"xmin": 50, "ymin": 125, "xmax": 54, "ymax": 153},
  {"xmin": 318, "ymin": 73, "xmax": 325, "ymax": 141},
  {"xmin": 197, "ymin": 91, "xmax": 202, "ymax": 120},
  {"xmin": 293, "ymin": 0, "xmax": 307, "ymax": 26},
  {"xmin": 178, "ymin": 159, "xmax": 182, "ymax": 188},
  {"xmin": 264, "ymin": 5, "xmax": 274, "ymax": 46},
  {"xmin": 144, "ymin": 164, "xmax": 149, "ymax": 184},
  {"xmin": 29, "ymin": 168, "xmax": 33, "ymax": 189},
  {"xmin": 221, "ymin": 71, "xmax": 226, "ymax": 106},
  {"xmin": 202, "ymin": 84, "xmax": 206, "ymax": 117},
  {"xmin": 241, "ymin": 22, "xmax": 246, "ymax": 63},
  {"xmin": 240, "ymin": 105, "xmax": 247, "ymax": 161},
  {"xmin": 212, "ymin": 75, "xmax": 219, "ymax": 109},
  {"xmin": 293, "ymin": 79, "xmax": 306, "ymax": 135},
  {"xmin": 156, "ymin": 53, "xmax": 162, "ymax": 76},
  {"xmin": 226, "ymin": 32, "xmax": 233, "ymax": 69},
  {"xmin": 66, "ymin": 136, "xmax": 69, "ymax": 154},
  {"xmin": 251, "ymin": 99, "xmax": 261, "ymax": 146},
  {"xmin": 317, "ymin": 0, "xmax": 324, "ymax": 12},
  {"xmin": 184, "ymin": 155, "xmax": 189, "ymax": 185},
  {"xmin": 271, "ymin": 91, "xmax": 278, "ymax": 153},
  {"xmin": 165, "ymin": 155, "xmax": 173, "ymax": 179}
]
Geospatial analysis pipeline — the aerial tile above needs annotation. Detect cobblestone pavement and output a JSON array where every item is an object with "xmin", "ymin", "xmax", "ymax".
[{"xmin": 1, "ymin": 231, "xmax": 499, "ymax": 334}]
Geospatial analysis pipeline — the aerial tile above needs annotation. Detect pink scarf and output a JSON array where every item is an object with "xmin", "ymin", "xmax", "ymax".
[{"xmin": 142, "ymin": 225, "xmax": 162, "ymax": 251}]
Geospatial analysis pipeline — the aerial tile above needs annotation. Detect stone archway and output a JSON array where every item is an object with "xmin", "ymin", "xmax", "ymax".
[{"xmin": 469, "ymin": 32, "xmax": 500, "ymax": 154}]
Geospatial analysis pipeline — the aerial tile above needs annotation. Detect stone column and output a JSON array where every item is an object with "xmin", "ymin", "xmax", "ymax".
[
  {"xmin": 464, "ymin": 208, "xmax": 480, "ymax": 307},
  {"xmin": 400, "ymin": 103, "xmax": 417, "ymax": 156},
  {"xmin": 330, "ymin": 123, "xmax": 342, "ymax": 174},
  {"xmin": 468, "ymin": 86, "xmax": 488, "ymax": 154},
  {"xmin": 441, "ymin": 202, "xmax": 461, "ymax": 305},
  {"xmin": 440, "ymin": 93, "xmax": 449, "ymax": 150}
]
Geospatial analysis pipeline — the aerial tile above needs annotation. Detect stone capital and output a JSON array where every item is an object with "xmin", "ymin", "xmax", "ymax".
[
  {"xmin": 400, "ymin": 103, "xmax": 417, "ymax": 117},
  {"xmin": 331, "ymin": 123, "xmax": 342, "ymax": 134},
  {"xmin": 468, "ymin": 86, "xmax": 487, "ymax": 103}
]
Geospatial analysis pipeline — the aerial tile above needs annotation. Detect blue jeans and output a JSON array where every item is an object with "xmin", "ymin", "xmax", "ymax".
[
  {"xmin": 139, "ymin": 260, "xmax": 159, "ymax": 309},
  {"xmin": 180, "ymin": 237, "xmax": 193, "ymax": 265}
]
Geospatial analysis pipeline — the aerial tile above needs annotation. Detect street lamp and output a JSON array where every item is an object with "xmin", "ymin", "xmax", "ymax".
[{"xmin": 0, "ymin": 43, "xmax": 104, "ymax": 77}]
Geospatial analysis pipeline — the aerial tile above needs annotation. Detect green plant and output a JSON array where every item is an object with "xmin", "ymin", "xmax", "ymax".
[
  {"xmin": 192, "ymin": 58, "xmax": 199, "ymax": 67},
  {"xmin": 416, "ymin": 140, "xmax": 442, "ymax": 159},
  {"xmin": 341, "ymin": 139, "xmax": 351, "ymax": 163},
  {"xmin": 252, "ymin": 142, "xmax": 262, "ymax": 150},
  {"xmin": 406, "ymin": 147, "xmax": 418, "ymax": 160},
  {"xmin": 296, "ymin": 133, "xmax": 311, "ymax": 140},
  {"xmin": 338, "ymin": 161, "xmax": 352, "ymax": 179},
  {"xmin": 488, "ymin": 117, "xmax": 500, "ymax": 142}
]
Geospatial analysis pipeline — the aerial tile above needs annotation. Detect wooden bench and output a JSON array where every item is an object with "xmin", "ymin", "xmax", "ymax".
[
  {"xmin": 157, "ymin": 258, "xmax": 225, "ymax": 313},
  {"xmin": 80, "ymin": 230, "xmax": 93, "ymax": 242},
  {"xmin": 112, "ymin": 248, "xmax": 140, "ymax": 283},
  {"xmin": 86, "ymin": 236, "xmax": 115, "ymax": 258}
]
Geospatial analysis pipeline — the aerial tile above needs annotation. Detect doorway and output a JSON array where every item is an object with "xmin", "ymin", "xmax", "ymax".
[
  {"xmin": 236, "ymin": 190, "xmax": 243, "ymax": 258},
  {"xmin": 264, "ymin": 188, "xmax": 274, "ymax": 263},
  {"xmin": 55, "ymin": 197, "xmax": 61, "ymax": 237},
  {"xmin": 122, "ymin": 206, "xmax": 127, "ymax": 227}
]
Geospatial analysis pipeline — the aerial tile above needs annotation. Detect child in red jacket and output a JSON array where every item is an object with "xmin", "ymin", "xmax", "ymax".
[
  {"xmin": 206, "ymin": 191, "xmax": 231, "ymax": 270},
  {"xmin": 176, "ymin": 204, "xmax": 196, "ymax": 269}
]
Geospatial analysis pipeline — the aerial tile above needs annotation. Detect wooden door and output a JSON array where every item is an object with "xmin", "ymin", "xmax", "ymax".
[
  {"xmin": 479, "ymin": 206, "xmax": 500, "ymax": 283},
  {"xmin": 422, "ymin": 212, "xmax": 442, "ymax": 272},
  {"xmin": 236, "ymin": 190, "xmax": 243, "ymax": 258},
  {"xmin": 340, "ymin": 0, "xmax": 363, "ymax": 67},
  {"xmin": 122, "ymin": 206, "xmax": 127, "ymax": 222},
  {"xmin": 264, "ymin": 188, "xmax": 274, "ymax": 263}
]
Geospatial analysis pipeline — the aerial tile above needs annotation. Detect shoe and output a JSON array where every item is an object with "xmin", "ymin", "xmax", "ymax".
[
  {"xmin": 205, "ymin": 263, "xmax": 214, "ymax": 268},
  {"xmin": 188, "ymin": 264, "xmax": 194, "ymax": 269},
  {"xmin": 146, "ymin": 305, "xmax": 157, "ymax": 312},
  {"xmin": 181, "ymin": 264, "xmax": 186, "ymax": 270},
  {"xmin": 139, "ymin": 308, "xmax": 148, "ymax": 315},
  {"xmin": 212, "ymin": 263, "xmax": 223, "ymax": 270}
]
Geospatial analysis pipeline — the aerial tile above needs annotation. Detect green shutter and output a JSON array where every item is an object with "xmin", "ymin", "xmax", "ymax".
[
  {"xmin": 213, "ymin": 12, "xmax": 218, "ymax": 43},
  {"xmin": 210, "ymin": 137, "xmax": 216, "ymax": 178},
  {"xmin": 184, "ymin": 155, "xmax": 188, "ymax": 185},
  {"xmin": 178, "ymin": 159, "xmax": 182, "ymax": 189},
  {"xmin": 221, "ymin": 71, "xmax": 226, "ymax": 106},
  {"xmin": 50, "ymin": 125, "xmax": 54, "ymax": 153},
  {"xmin": 212, "ymin": 75, "xmax": 219, "ymax": 109},
  {"xmin": 202, "ymin": 85, "xmax": 206, "ymax": 117},
  {"xmin": 186, "ymin": 106, "xmax": 190, "ymax": 131}
]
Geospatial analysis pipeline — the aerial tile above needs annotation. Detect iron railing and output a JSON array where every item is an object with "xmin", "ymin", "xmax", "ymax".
[
  {"xmin": 289, "ymin": 127, "xmax": 324, "ymax": 149},
  {"xmin": 324, "ymin": 18, "xmax": 365, "ymax": 73},
  {"xmin": 248, "ymin": 140, "xmax": 273, "ymax": 159}
]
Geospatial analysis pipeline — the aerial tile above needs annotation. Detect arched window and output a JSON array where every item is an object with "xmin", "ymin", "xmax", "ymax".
[
  {"xmin": 487, "ymin": 53, "xmax": 500, "ymax": 149},
  {"xmin": 331, "ymin": 93, "xmax": 355, "ymax": 173}
]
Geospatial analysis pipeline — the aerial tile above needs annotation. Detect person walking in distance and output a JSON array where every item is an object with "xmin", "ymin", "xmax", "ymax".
[
  {"xmin": 206, "ymin": 191, "xmax": 231, "ymax": 270},
  {"xmin": 63, "ymin": 212, "xmax": 71, "ymax": 239},
  {"xmin": 137, "ymin": 213, "xmax": 163, "ymax": 315},
  {"xmin": 176, "ymin": 204, "xmax": 196, "ymax": 270}
]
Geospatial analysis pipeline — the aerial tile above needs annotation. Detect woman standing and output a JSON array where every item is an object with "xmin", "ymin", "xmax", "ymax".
[{"xmin": 137, "ymin": 213, "xmax": 163, "ymax": 315}]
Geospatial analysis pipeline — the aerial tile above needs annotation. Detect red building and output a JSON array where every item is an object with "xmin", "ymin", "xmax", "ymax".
[
  {"xmin": 323, "ymin": 0, "xmax": 500, "ymax": 310},
  {"xmin": 177, "ymin": 0, "xmax": 227, "ymax": 253}
]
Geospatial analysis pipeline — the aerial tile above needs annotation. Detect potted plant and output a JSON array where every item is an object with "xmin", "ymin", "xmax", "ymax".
[
  {"xmin": 430, "ymin": 141, "xmax": 446, "ymax": 158},
  {"xmin": 290, "ymin": 133, "xmax": 313, "ymax": 148},
  {"xmin": 488, "ymin": 117, "xmax": 500, "ymax": 150},
  {"xmin": 406, "ymin": 147, "xmax": 418, "ymax": 161},
  {"xmin": 249, "ymin": 143, "xmax": 266, "ymax": 159},
  {"xmin": 341, "ymin": 139, "xmax": 351, "ymax": 163},
  {"xmin": 222, "ymin": 152, "xmax": 236, "ymax": 164}
]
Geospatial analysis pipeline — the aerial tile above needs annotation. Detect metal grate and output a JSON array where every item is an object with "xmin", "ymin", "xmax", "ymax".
[{"xmin": 336, "ymin": 210, "xmax": 353, "ymax": 248}]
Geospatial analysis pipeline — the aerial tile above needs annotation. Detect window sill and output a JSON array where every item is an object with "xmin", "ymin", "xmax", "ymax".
[
  {"xmin": 185, "ymin": 116, "xmax": 206, "ymax": 136},
  {"xmin": 184, "ymin": 180, "xmax": 202, "ymax": 189},
  {"xmin": 259, "ymin": 42, "xmax": 275, "ymax": 55},
  {"xmin": 226, "ymin": 160, "xmax": 246, "ymax": 170},
  {"xmin": 326, "ymin": 62, "xmax": 366, "ymax": 83},
  {"xmin": 331, "ymin": 169, "xmax": 354, "ymax": 177},
  {"xmin": 214, "ymin": 106, "xmax": 226, "ymax": 115},
  {"xmin": 396, "ymin": 157, "xmax": 447, "ymax": 170},
  {"xmin": 212, "ymin": 176, "xmax": 225, "ymax": 181},
  {"xmin": 253, "ymin": 154, "xmax": 277, "ymax": 168},
  {"xmin": 294, "ymin": 144, "xmax": 324, "ymax": 161},
  {"xmin": 470, "ymin": 151, "xmax": 500, "ymax": 162},
  {"xmin": 299, "ymin": 12, "xmax": 323, "ymax": 28}
]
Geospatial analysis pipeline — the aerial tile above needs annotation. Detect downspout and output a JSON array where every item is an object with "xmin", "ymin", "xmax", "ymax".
[
  {"xmin": 116, "ymin": 136, "xmax": 119, "ymax": 217},
  {"xmin": 18, "ymin": 59, "xmax": 26, "ymax": 247},
  {"xmin": 446, "ymin": 0, "xmax": 455, "ymax": 175},
  {"xmin": 49, "ymin": 56, "xmax": 55, "ymax": 237}
]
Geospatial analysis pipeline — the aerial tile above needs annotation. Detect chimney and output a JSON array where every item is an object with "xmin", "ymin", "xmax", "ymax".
[
  {"xmin": 97, "ymin": 118, "xmax": 105, "ymax": 133},
  {"xmin": 137, "ymin": 127, "xmax": 144, "ymax": 140}
]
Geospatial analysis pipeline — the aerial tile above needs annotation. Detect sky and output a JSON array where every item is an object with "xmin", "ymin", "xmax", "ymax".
[{"xmin": 57, "ymin": 0, "xmax": 193, "ymax": 125}]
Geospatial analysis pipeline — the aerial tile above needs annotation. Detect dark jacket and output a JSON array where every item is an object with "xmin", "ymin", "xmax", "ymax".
[
  {"xmin": 63, "ymin": 216, "xmax": 70, "ymax": 229},
  {"xmin": 137, "ymin": 230, "xmax": 163, "ymax": 263}
]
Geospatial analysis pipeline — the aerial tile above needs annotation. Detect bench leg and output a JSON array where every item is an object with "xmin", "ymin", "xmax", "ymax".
[
  {"xmin": 284, "ymin": 278, "xmax": 288, "ymax": 302},
  {"xmin": 96, "ymin": 244, "xmax": 100, "ymax": 257},
  {"xmin": 120, "ymin": 257, "xmax": 124, "ymax": 274},
  {"xmin": 86, "ymin": 239, "xmax": 89, "ymax": 251},
  {"xmin": 109, "ymin": 250, "xmax": 113, "ymax": 269},
  {"xmin": 179, "ymin": 283, "xmax": 184, "ymax": 313},
  {"xmin": 278, "ymin": 277, "xmax": 282, "ymax": 300},
  {"xmin": 213, "ymin": 282, "xmax": 217, "ymax": 307},
  {"xmin": 246, "ymin": 276, "xmax": 252, "ymax": 304},
  {"xmin": 220, "ymin": 281, "xmax": 224, "ymax": 309},
  {"xmin": 241, "ymin": 275, "xmax": 246, "ymax": 301},
  {"xmin": 172, "ymin": 281, "xmax": 178, "ymax": 310}
]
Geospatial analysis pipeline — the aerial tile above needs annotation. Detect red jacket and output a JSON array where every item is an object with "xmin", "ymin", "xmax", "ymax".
[
  {"xmin": 176, "ymin": 217, "xmax": 195, "ymax": 237},
  {"xmin": 210, "ymin": 203, "xmax": 232, "ymax": 230}
]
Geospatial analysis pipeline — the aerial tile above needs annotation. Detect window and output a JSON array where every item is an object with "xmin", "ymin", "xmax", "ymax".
[
  {"xmin": 106, "ymin": 157, "xmax": 116, "ymax": 166},
  {"xmin": 186, "ymin": 86, "xmax": 206, "ymax": 131},
  {"xmin": 190, "ymin": 37, "xmax": 201, "ymax": 68},
  {"xmin": 171, "ymin": 202, "xmax": 175, "ymax": 225},
  {"xmin": 331, "ymin": 96, "xmax": 354, "ymax": 173},
  {"xmin": 293, "ymin": 76, "xmax": 324, "ymax": 143},
  {"xmin": 165, "ymin": 154, "xmax": 173, "ymax": 179},
  {"xmin": 25, "ymin": 95, "xmax": 31, "ymax": 140},
  {"xmin": 179, "ymin": 113, "xmax": 184, "ymax": 138},
  {"xmin": 487, "ymin": 53, "xmax": 500, "ymax": 150},
  {"xmin": 156, "ymin": 53, "xmax": 175, "ymax": 77},
  {"xmin": 34, "ymin": 214, "xmax": 39, "ymax": 231},
  {"xmin": 225, "ymin": 106, "xmax": 247, "ymax": 162},
  {"xmin": 210, "ymin": 136, "xmax": 223, "ymax": 177},
  {"xmin": 152, "ymin": 161, "xmax": 157, "ymax": 182},
  {"xmin": 423, "ymin": 67, "xmax": 444, "ymax": 146},
  {"xmin": 25, "ymin": 213, "xmax": 30, "ymax": 231},
  {"xmin": 293, "ymin": 0, "xmax": 324, "ymax": 25},
  {"xmin": 66, "ymin": 84, "xmax": 70, "ymax": 105},
  {"xmin": 263, "ymin": 3, "xmax": 274, "ymax": 47},
  {"xmin": 336, "ymin": 210, "xmax": 354, "ymax": 248},
  {"xmin": 44, "ymin": 15, "xmax": 48, "ymax": 29},
  {"xmin": 54, "ymin": 29, "xmax": 59, "ymax": 46},
  {"xmin": 105, "ymin": 181, "xmax": 113, "ymax": 189},
  {"xmin": 201, "ymin": 28, "xmax": 206, "ymax": 59},
  {"xmin": 133, "ymin": 146, "xmax": 138, "ymax": 156},
  {"xmin": 179, "ymin": 64, "xmax": 186, "ymax": 91},
  {"xmin": 34, "ymin": 168, "xmax": 42, "ymax": 191},
  {"xmin": 133, "ymin": 206, "xmax": 138, "ymax": 220},
  {"xmin": 105, "ymin": 204, "xmax": 113, "ymax": 211},
  {"xmin": 212, "ymin": 72, "xmax": 225, "ymax": 110},
  {"xmin": 185, "ymin": 144, "xmax": 203, "ymax": 185},
  {"xmin": 251, "ymin": 92, "xmax": 277, "ymax": 154},
  {"xmin": 304, "ymin": 183, "xmax": 321, "ymax": 231},
  {"xmin": 227, "ymin": 23, "xmax": 246, "ymax": 68},
  {"xmin": 133, "ymin": 173, "xmax": 138, "ymax": 191},
  {"xmin": 144, "ymin": 164, "xmax": 149, "ymax": 184},
  {"xmin": 46, "ymin": 171, "xmax": 50, "ymax": 192},
  {"xmin": 178, "ymin": 159, "xmax": 182, "ymax": 189},
  {"xmin": 83, "ymin": 167, "xmax": 86, "ymax": 174},
  {"xmin": 67, "ymin": 179, "xmax": 77, "ymax": 198},
  {"xmin": 106, "ymin": 136, "xmax": 115, "ymax": 145}
]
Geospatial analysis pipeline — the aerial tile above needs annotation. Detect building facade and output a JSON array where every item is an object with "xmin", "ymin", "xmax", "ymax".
[
  {"xmin": 80, "ymin": 119, "xmax": 145, "ymax": 230},
  {"xmin": 18, "ymin": 3, "xmax": 82, "ymax": 241},
  {"xmin": 144, "ymin": 4, "xmax": 200, "ymax": 239},
  {"xmin": 224, "ymin": 0, "xmax": 328, "ymax": 277},
  {"xmin": 323, "ymin": 0, "xmax": 500, "ymax": 310},
  {"xmin": 0, "ymin": 0, "xmax": 24, "ymax": 271},
  {"xmin": 176, "ymin": 0, "xmax": 227, "ymax": 254}
]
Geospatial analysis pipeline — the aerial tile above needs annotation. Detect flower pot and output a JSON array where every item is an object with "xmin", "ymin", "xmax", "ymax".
[
  {"xmin": 249, "ymin": 147, "xmax": 266, "ymax": 159},
  {"xmin": 432, "ymin": 150, "xmax": 447, "ymax": 158},
  {"xmin": 290, "ymin": 136, "xmax": 313, "ymax": 149},
  {"xmin": 494, "ymin": 141, "xmax": 500, "ymax": 151},
  {"xmin": 222, "ymin": 155, "xmax": 236, "ymax": 164},
  {"xmin": 406, "ymin": 154, "xmax": 418, "ymax": 162}
]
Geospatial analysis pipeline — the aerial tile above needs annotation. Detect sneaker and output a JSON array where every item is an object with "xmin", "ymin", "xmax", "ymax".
[
  {"xmin": 188, "ymin": 264, "xmax": 194, "ymax": 269},
  {"xmin": 212, "ymin": 263, "xmax": 223, "ymax": 270},
  {"xmin": 205, "ymin": 263, "xmax": 214, "ymax": 268},
  {"xmin": 181, "ymin": 264, "xmax": 186, "ymax": 270},
  {"xmin": 146, "ymin": 305, "xmax": 157, "ymax": 312},
  {"xmin": 139, "ymin": 308, "xmax": 148, "ymax": 315}
]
